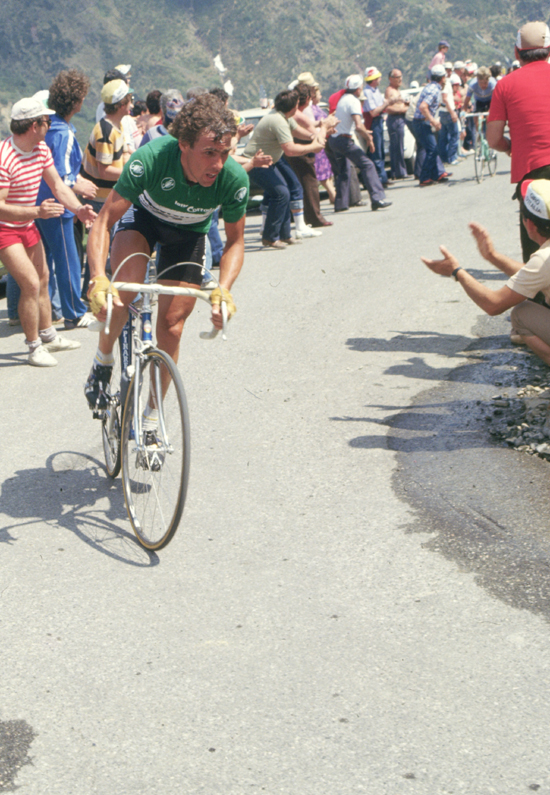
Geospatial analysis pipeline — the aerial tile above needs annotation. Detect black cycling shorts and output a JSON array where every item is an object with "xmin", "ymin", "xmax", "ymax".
[{"xmin": 116, "ymin": 204, "xmax": 206, "ymax": 284}]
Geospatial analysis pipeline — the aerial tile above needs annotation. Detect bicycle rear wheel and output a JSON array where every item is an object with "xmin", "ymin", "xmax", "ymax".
[
  {"xmin": 487, "ymin": 147, "xmax": 497, "ymax": 177},
  {"xmin": 474, "ymin": 136, "xmax": 484, "ymax": 183},
  {"xmin": 102, "ymin": 336, "xmax": 122, "ymax": 478},
  {"xmin": 121, "ymin": 348, "xmax": 190, "ymax": 550}
]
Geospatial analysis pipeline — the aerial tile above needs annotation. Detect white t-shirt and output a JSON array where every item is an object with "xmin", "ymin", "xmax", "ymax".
[
  {"xmin": 331, "ymin": 93, "xmax": 362, "ymax": 137},
  {"xmin": 440, "ymin": 80, "xmax": 456, "ymax": 112},
  {"xmin": 507, "ymin": 239, "xmax": 550, "ymax": 304}
]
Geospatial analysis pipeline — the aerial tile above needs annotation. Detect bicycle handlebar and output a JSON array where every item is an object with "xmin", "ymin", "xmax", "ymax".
[{"xmin": 103, "ymin": 282, "xmax": 228, "ymax": 340}]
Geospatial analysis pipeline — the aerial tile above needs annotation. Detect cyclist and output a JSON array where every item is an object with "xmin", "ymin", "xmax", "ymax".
[
  {"xmin": 463, "ymin": 66, "xmax": 496, "ymax": 115},
  {"xmin": 84, "ymin": 94, "xmax": 249, "ymax": 412}
]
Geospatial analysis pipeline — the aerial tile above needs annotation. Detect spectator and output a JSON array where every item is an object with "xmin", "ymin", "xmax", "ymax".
[
  {"xmin": 413, "ymin": 64, "xmax": 451, "ymax": 186},
  {"xmin": 362, "ymin": 66, "xmax": 390, "ymax": 186},
  {"xmin": 438, "ymin": 64, "xmax": 460, "ymax": 165},
  {"xmin": 326, "ymin": 75, "xmax": 391, "ymax": 212},
  {"xmin": 243, "ymin": 89, "xmax": 324, "ymax": 248},
  {"xmin": 35, "ymin": 70, "xmax": 97, "ymax": 329},
  {"xmin": 429, "ymin": 40, "xmax": 450, "ymax": 71},
  {"xmin": 487, "ymin": 21, "xmax": 550, "ymax": 261},
  {"xmin": 144, "ymin": 89, "xmax": 163, "ymax": 130},
  {"xmin": 0, "ymin": 96, "xmax": 94, "ymax": 366},
  {"xmin": 311, "ymin": 84, "xmax": 336, "ymax": 203},
  {"xmin": 285, "ymin": 82, "xmax": 332, "ymax": 228},
  {"xmin": 384, "ymin": 68, "xmax": 410, "ymax": 180},
  {"xmin": 139, "ymin": 89, "xmax": 184, "ymax": 147},
  {"xmin": 81, "ymin": 80, "xmax": 133, "ymax": 211},
  {"xmin": 421, "ymin": 179, "xmax": 550, "ymax": 365}
]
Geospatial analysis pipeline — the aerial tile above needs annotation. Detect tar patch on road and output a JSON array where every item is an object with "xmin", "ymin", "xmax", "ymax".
[
  {"xmin": 0, "ymin": 718, "xmax": 36, "ymax": 792},
  {"xmin": 389, "ymin": 315, "xmax": 550, "ymax": 621}
]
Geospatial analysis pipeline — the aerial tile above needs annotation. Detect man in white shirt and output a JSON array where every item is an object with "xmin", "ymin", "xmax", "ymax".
[
  {"xmin": 421, "ymin": 179, "xmax": 550, "ymax": 363},
  {"xmin": 326, "ymin": 75, "xmax": 391, "ymax": 213}
]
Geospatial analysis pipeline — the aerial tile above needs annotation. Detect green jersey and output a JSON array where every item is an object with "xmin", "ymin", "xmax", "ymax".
[{"xmin": 114, "ymin": 135, "xmax": 249, "ymax": 234}]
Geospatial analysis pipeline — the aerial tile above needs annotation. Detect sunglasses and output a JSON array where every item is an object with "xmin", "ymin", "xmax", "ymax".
[{"xmin": 39, "ymin": 117, "xmax": 52, "ymax": 128}]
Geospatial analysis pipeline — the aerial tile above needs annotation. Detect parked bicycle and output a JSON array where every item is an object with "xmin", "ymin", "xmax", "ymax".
[{"xmin": 95, "ymin": 254, "xmax": 227, "ymax": 551}]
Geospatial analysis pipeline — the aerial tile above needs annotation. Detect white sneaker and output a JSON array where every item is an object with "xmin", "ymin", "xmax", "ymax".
[
  {"xmin": 44, "ymin": 334, "xmax": 81, "ymax": 352},
  {"xmin": 296, "ymin": 226, "xmax": 322, "ymax": 239},
  {"xmin": 28, "ymin": 345, "xmax": 58, "ymax": 367}
]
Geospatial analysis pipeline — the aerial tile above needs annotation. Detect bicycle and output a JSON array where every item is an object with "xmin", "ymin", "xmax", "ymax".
[
  {"xmin": 96, "ymin": 254, "xmax": 228, "ymax": 551},
  {"xmin": 464, "ymin": 111, "xmax": 497, "ymax": 183}
]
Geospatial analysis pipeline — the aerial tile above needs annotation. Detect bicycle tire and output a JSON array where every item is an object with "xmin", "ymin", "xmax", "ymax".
[
  {"xmin": 121, "ymin": 348, "xmax": 190, "ymax": 550},
  {"xmin": 474, "ymin": 136, "xmax": 484, "ymax": 183},
  {"xmin": 487, "ymin": 147, "xmax": 497, "ymax": 177},
  {"xmin": 102, "ymin": 336, "xmax": 122, "ymax": 479}
]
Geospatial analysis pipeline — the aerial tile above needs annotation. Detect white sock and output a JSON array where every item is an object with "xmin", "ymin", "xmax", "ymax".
[{"xmin": 94, "ymin": 347, "xmax": 115, "ymax": 367}]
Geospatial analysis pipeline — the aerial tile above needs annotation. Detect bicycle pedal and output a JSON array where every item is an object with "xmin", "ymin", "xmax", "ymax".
[{"xmin": 92, "ymin": 409, "xmax": 105, "ymax": 420}]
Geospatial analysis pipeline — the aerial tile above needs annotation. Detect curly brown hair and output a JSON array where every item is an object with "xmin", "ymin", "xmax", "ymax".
[
  {"xmin": 48, "ymin": 69, "xmax": 90, "ymax": 118},
  {"xmin": 168, "ymin": 94, "xmax": 237, "ymax": 147}
]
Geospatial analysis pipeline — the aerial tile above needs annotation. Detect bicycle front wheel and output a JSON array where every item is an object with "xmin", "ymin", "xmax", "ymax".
[
  {"xmin": 474, "ymin": 136, "xmax": 484, "ymax": 183},
  {"xmin": 121, "ymin": 348, "xmax": 190, "ymax": 550},
  {"xmin": 102, "ymin": 336, "xmax": 122, "ymax": 478}
]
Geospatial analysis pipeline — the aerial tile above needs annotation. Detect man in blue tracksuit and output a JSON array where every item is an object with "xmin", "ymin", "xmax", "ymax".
[{"xmin": 36, "ymin": 69, "xmax": 97, "ymax": 328}]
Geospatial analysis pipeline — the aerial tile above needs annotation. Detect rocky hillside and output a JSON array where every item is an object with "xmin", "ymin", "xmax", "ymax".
[{"xmin": 0, "ymin": 0, "xmax": 544, "ymax": 142}]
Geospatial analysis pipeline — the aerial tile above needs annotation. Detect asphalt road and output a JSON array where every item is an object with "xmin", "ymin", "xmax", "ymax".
[{"xmin": 3, "ymin": 155, "xmax": 550, "ymax": 795}]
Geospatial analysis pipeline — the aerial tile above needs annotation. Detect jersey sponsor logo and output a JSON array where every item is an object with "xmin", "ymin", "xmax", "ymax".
[
  {"xmin": 161, "ymin": 177, "xmax": 175, "ymax": 191},
  {"xmin": 139, "ymin": 191, "xmax": 215, "ymax": 225},
  {"xmin": 129, "ymin": 160, "xmax": 145, "ymax": 177},
  {"xmin": 234, "ymin": 186, "xmax": 247, "ymax": 203}
]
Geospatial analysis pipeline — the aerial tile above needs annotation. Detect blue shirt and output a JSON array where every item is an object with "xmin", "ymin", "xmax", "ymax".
[
  {"xmin": 36, "ymin": 114, "xmax": 82, "ymax": 219},
  {"xmin": 414, "ymin": 82, "xmax": 443, "ymax": 121},
  {"xmin": 467, "ymin": 77, "xmax": 497, "ymax": 101},
  {"xmin": 363, "ymin": 84, "xmax": 385, "ymax": 113}
]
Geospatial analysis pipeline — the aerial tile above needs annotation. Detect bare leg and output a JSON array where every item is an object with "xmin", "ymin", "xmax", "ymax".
[
  {"xmin": 0, "ymin": 242, "xmax": 49, "ymax": 342},
  {"xmin": 320, "ymin": 178, "xmax": 336, "ymax": 204},
  {"xmin": 98, "ymin": 230, "xmax": 150, "ymax": 356}
]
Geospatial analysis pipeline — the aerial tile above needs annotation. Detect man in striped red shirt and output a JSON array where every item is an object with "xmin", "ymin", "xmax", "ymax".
[{"xmin": 0, "ymin": 96, "xmax": 96, "ymax": 366}]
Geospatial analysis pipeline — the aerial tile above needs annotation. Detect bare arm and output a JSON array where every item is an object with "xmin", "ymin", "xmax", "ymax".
[
  {"xmin": 42, "ymin": 166, "xmax": 96, "ymax": 224},
  {"xmin": 281, "ymin": 139, "xmax": 323, "ymax": 157},
  {"xmin": 421, "ymin": 245, "xmax": 526, "ymax": 315},
  {"xmin": 469, "ymin": 222, "xmax": 523, "ymax": 276},
  {"xmin": 86, "ymin": 190, "xmax": 131, "ymax": 281},
  {"xmin": 419, "ymin": 100, "xmax": 441, "ymax": 131},
  {"xmin": 486, "ymin": 120, "xmax": 511, "ymax": 154},
  {"xmin": 352, "ymin": 115, "xmax": 375, "ymax": 151}
]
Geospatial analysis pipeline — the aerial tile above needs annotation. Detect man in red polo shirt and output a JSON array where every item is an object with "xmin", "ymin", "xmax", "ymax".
[{"xmin": 487, "ymin": 21, "xmax": 550, "ymax": 261}]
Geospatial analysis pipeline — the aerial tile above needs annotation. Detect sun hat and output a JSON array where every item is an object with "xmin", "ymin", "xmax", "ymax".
[
  {"xmin": 453, "ymin": 60, "xmax": 465, "ymax": 69},
  {"xmin": 516, "ymin": 21, "xmax": 550, "ymax": 50},
  {"xmin": 364, "ymin": 66, "xmax": 382, "ymax": 82},
  {"xmin": 101, "ymin": 79, "xmax": 131, "ymax": 105},
  {"xmin": 450, "ymin": 73, "xmax": 461, "ymax": 85},
  {"xmin": 521, "ymin": 180, "xmax": 550, "ymax": 219},
  {"xmin": 297, "ymin": 71, "xmax": 316, "ymax": 86},
  {"xmin": 444, "ymin": 61, "xmax": 453, "ymax": 70},
  {"xmin": 11, "ymin": 97, "xmax": 55, "ymax": 120}
]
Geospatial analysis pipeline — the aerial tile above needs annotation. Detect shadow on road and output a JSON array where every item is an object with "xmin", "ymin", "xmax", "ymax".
[{"xmin": 0, "ymin": 451, "xmax": 158, "ymax": 567}]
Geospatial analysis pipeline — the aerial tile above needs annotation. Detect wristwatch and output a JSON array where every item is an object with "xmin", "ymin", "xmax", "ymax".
[{"xmin": 452, "ymin": 266, "xmax": 462, "ymax": 281}]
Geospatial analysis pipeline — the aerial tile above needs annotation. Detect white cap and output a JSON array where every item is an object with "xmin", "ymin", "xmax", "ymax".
[
  {"xmin": 450, "ymin": 73, "xmax": 461, "ymax": 85},
  {"xmin": 115, "ymin": 64, "xmax": 132, "ymax": 75},
  {"xmin": 431, "ymin": 64, "xmax": 446, "ymax": 78},
  {"xmin": 11, "ymin": 97, "xmax": 55, "ymax": 120},
  {"xmin": 453, "ymin": 60, "xmax": 465, "ymax": 69},
  {"xmin": 346, "ymin": 74, "xmax": 363, "ymax": 90},
  {"xmin": 444, "ymin": 61, "xmax": 453, "ymax": 70}
]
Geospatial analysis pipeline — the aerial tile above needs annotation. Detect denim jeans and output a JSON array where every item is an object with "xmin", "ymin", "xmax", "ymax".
[
  {"xmin": 367, "ymin": 116, "xmax": 387, "ymax": 184},
  {"xmin": 249, "ymin": 158, "xmax": 303, "ymax": 242},
  {"xmin": 413, "ymin": 120, "xmax": 445, "ymax": 183},
  {"xmin": 438, "ymin": 112, "xmax": 459, "ymax": 164}
]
